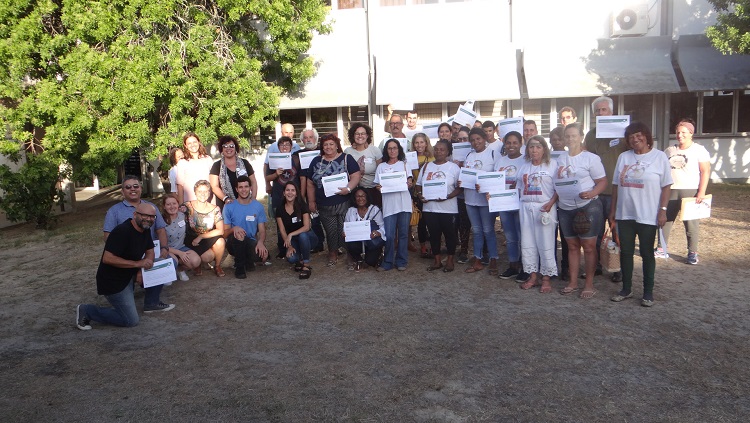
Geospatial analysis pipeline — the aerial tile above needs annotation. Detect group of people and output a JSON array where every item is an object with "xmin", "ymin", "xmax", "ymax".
[{"xmin": 76, "ymin": 96, "xmax": 712, "ymax": 330}]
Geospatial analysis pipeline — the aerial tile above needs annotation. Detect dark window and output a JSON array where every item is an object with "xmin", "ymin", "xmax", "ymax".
[
  {"xmin": 623, "ymin": 94, "xmax": 654, "ymax": 129},
  {"xmin": 669, "ymin": 92, "xmax": 698, "ymax": 132},
  {"xmin": 702, "ymin": 91, "xmax": 733, "ymax": 134},
  {"xmin": 311, "ymin": 107, "xmax": 339, "ymax": 139},
  {"xmin": 737, "ymin": 91, "xmax": 750, "ymax": 133}
]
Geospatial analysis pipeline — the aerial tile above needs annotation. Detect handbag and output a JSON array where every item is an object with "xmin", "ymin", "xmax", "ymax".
[
  {"xmin": 599, "ymin": 227, "xmax": 621, "ymax": 272},
  {"xmin": 410, "ymin": 201, "xmax": 421, "ymax": 226}
]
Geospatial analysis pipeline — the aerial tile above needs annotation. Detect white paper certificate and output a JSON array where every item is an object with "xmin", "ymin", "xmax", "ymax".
[
  {"xmin": 488, "ymin": 189, "xmax": 520, "ymax": 212},
  {"xmin": 554, "ymin": 179, "xmax": 581, "ymax": 200},
  {"xmin": 422, "ymin": 180, "xmax": 448, "ymax": 200},
  {"xmin": 379, "ymin": 171, "xmax": 409, "ymax": 193},
  {"xmin": 394, "ymin": 138, "xmax": 409, "ymax": 152},
  {"xmin": 681, "ymin": 195, "xmax": 712, "ymax": 220},
  {"xmin": 453, "ymin": 105, "xmax": 479, "ymax": 127},
  {"xmin": 596, "ymin": 115, "xmax": 630, "ymax": 138},
  {"xmin": 142, "ymin": 258, "xmax": 177, "ymax": 288},
  {"xmin": 344, "ymin": 220, "xmax": 371, "ymax": 242},
  {"xmin": 298, "ymin": 150, "xmax": 319, "ymax": 170},
  {"xmin": 496, "ymin": 117, "xmax": 524, "ymax": 140},
  {"xmin": 452, "ymin": 142, "xmax": 472, "ymax": 162},
  {"xmin": 476, "ymin": 171, "xmax": 506, "ymax": 193},
  {"xmin": 322, "ymin": 173, "xmax": 349, "ymax": 197},
  {"xmin": 268, "ymin": 153, "xmax": 292, "ymax": 170},
  {"xmin": 405, "ymin": 151, "xmax": 419, "ymax": 171},
  {"xmin": 458, "ymin": 168, "xmax": 479, "ymax": 188},
  {"xmin": 422, "ymin": 123, "xmax": 440, "ymax": 141},
  {"xmin": 152, "ymin": 240, "xmax": 160, "ymax": 254},
  {"xmin": 550, "ymin": 150, "xmax": 568, "ymax": 161}
]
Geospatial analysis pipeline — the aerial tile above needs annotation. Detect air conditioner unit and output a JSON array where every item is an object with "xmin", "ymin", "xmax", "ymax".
[{"xmin": 611, "ymin": 3, "xmax": 649, "ymax": 37}]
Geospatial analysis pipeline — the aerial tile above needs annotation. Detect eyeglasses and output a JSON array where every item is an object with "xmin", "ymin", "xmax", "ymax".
[
  {"xmin": 223, "ymin": 144, "xmax": 235, "ymax": 149},
  {"xmin": 136, "ymin": 212, "xmax": 156, "ymax": 220},
  {"xmin": 389, "ymin": 122, "xmax": 403, "ymax": 126},
  {"xmin": 123, "ymin": 184, "xmax": 140, "ymax": 190},
  {"xmin": 457, "ymin": 137, "xmax": 469, "ymax": 142},
  {"xmin": 354, "ymin": 132, "xmax": 367, "ymax": 137}
]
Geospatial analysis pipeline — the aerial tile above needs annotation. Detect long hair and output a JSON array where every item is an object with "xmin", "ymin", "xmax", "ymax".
[
  {"xmin": 182, "ymin": 132, "xmax": 208, "ymax": 159},
  {"xmin": 524, "ymin": 135, "xmax": 552, "ymax": 165},
  {"xmin": 161, "ymin": 193, "xmax": 180, "ymax": 225},
  {"xmin": 382, "ymin": 139, "xmax": 406, "ymax": 162},
  {"xmin": 410, "ymin": 133, "xmax": 434, "ymax": 159},
  {"xmin": 281, "ymin": 181, "xmax": 306, "ymax": 221}
]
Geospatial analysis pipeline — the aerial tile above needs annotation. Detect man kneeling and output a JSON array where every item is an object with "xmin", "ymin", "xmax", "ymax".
[{"xmin": 223, "ymin": 176, "xmax": 269, "ymax": 278}]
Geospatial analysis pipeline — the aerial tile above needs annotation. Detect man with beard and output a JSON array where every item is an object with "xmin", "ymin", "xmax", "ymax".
[
  {"xmin": 223, "ymin": 176, "xmax": 269, "ymax": 279},
  {"xmin": 76, "ymin": 203, "xmax": 174, "ymax": 330}
]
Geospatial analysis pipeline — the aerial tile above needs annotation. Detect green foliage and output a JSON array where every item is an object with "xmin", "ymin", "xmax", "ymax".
[
  {"xmin": 0, "ymin": 153, "xmax": 65, "ymax": 229},
  {"xmin": 706, "ymin": 0, "xmax": 750, "ymax": 54},
  {"xmin": 0, "ymin": 0, "xmax": 330, "ymax": 179}
]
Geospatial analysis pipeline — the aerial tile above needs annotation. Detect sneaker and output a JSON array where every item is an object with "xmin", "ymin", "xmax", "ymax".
[
  {"xmin": 641, "ymin": 298, "xmax": 655, "ymax": 307},
  {"xmin": 144, "ymin": 302, "xmax": 175, "ymax": 313},
  {"xmin": 76, "ymin": 305, "xmax": 91, "ymax": 331},
  {"xmin": 262, "ymin": 259, "xmax": 272, "ymax": 266},
  {"xmin": 178, "ymin": 270, "xmax": 190, "ymax": 281},
  {"xmin": 457, "ymin": 253, "xmax": 469, "ymax": 264},
  {"xmin": 686, "ymin": 251, "xmax": 699, "ymax": 265},
  {"xmin": 610, "ymin": 291, "xmax": 633, "ymax": 302},
  {"xmin": 498, "ymin": 268, "xmax": 519, "ymax": 280},
  {"xmin": 235, "ymin": 269, "xmax": 247, "ymax": 279},
  {"xmin": 377, "ymin": 266, "xmax": 390, "ymax": 272},
  {"xmin": 480, "ymin": 256, "xmax": 490, "ymax": 266},
  {"xmin": 516, "ymin": 271, "xmax": 531, "ymax": 283},
  {"xmin": 275, "ymin": 252, "xmax": 286, "ymax": 259},
  {"xmin": 654, "ymin": 247, "xmax": 669, "ymax": 259},
  {"xmin": 397, "ymin": 266, "xmax": 407, "ymax": 271}
]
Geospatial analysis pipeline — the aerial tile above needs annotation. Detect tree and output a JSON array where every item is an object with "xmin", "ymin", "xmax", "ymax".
[
  {"xmin": 706, "ymin": 0, "xmax": 750, "ymax": 54},
  {"xmin": 0, "ymin": 0, "xmax": 329, "ymax": 181}
]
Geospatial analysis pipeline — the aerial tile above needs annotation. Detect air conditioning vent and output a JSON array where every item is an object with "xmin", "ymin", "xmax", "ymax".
[{"xmin": 611, "ymin": 4, "xmax": 649, "ymax": 37}]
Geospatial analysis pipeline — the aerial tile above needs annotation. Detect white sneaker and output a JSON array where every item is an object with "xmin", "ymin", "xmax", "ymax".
[{"xmin": 178, "ymin": 270, "xmax": 190, "ymax": 281}]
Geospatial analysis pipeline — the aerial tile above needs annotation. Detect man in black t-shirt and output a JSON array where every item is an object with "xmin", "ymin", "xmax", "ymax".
[{"xmin": 76, "ymin": 204, "xmax": 174, "ymax": 330}]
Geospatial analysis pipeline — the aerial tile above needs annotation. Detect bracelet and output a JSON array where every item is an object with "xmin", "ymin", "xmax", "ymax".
[
  {"xmin": 660, "ymin": 206, "xmax": 667, "ymax": 211},
  {"xmin": 160, "ymin": 246, "xmax": 168, "ymax": 250}
]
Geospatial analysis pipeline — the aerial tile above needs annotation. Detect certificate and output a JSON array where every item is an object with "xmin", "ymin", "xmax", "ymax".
[
  {"xmin": 394, "ymin": 138, "xmax": 409, "ymax": 152},
  {"xmin": 680, "ymin": 194, "xmax": 712, "ymax": 220},
  {"xmin": 379, "ymin": 171, "xmax": 409, "ymax": 193},
  {"xmin": 550, "ymin": 150, "xmax": 568, "ymax": 161},
  {"xmin": 298, "ymin": 150, "xmax": 319, "ymax": 170},
  {"xmin": 142, "ymin": 258, "xmax": 177, "ymax": 288},
  {"xmin": 452, "ymin": 142, "xmax": 472, "ymax": 162},
  {"xmin": 596, "ymin": 115, "xmax": 630, "ymax": 138},
  {"xmin": 344, "ymin": 220, "xmax": 371, "ymax": 242},
  {"xmin": 422, "ymin": 122, "xmax": 440, "ymax": 140},
  {"xmin": 476, "ymin": 171, "xmax": 506, "ymax": 193},
  {"xmin": 268, "ymin": 153, "xmax": 292, "ymax": 170},
  {"xmin": 422, "ymin": 180, "xmax": 448, "ymax": 200},
  {"xmin": 453, "ymin": 104, "xmax": 479, "ymax": 127},
  {"xmin": 152, "ymin": 240, "xmax": 160, "ymax": 254},
  {"xmin": 496, "ymin": 117, "xmax": 524, "ymax": 140},
  {"xmin": 458, "ymin": 168, "xmax": 479, "ymax": 188},
  {"xmin": 554, "ymin": 179, "xmax": 581, "ymax": 199},
  {"xmin": 488, "ymin": 189, "xmax": 520, "ymax": 212},
  {"xmin": 405, "ymin": 151, "xmax": 419, "ymax": 171},
  {"xmin": 322, "ymin": 173, "xmax": 348, "ymax": 197}
]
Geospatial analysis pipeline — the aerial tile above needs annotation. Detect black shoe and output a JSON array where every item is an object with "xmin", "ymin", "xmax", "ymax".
[
  {"xmin": 516, "ymin": 272, "xmax": 531, "ymax": 283},
  {"xmin": 611, "ymin": 271, "xmax": 622, "ymax": 282},
  {"xmin": 457, "ymin": 253, "xmax": 469, "ymax": 264},
  {"xmin": 245, "ymin": 263, "xmax": 256, "ymax": 272},
  {"xmin": 275, "ymin": 252, "xmax": 286, "ymax": 259},
  {"xmin": 499, "ymin": 268, "xmax": 519, "ymax": 280},
  {"xmin": 235, "ymin": 269, "xmax": 247, "ymax": 279},
  {"xmin": 76, "ymin": 305, "xmax": 91, "ymax": 331}
]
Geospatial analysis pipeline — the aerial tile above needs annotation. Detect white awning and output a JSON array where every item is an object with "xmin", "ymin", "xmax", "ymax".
[
  {"xmin": 375, "ymin": 43, "xmax": 520, "ymax": 105},
  {"xmin": 676, "ymin": 34, "xmax": 750, "ymax": 92},
  {"xmin": 279, "ymin": 10, "xmax": 369, "ymax": 109},
  {"xmin": 524, "ymin": 36, "xmax": 680, "ymax": 98}
]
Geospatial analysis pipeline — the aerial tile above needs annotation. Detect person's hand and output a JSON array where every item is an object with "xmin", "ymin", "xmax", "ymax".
[
  {"xmin": 357, "ymin": 156, "xmax": 366, "ymax": 173},
  {"xmin": 233, "ymin": 226, "xmax": 246, "ymax": 241},
  {"xmin": 159, "ymin": 248, "xmax": 169, "ymax": 259},
  {"xmin": 371, "ymin": 230, "xmax": 380, "ymax": 239},
  {"xmin": 695, "ymin": 193, "xmax": 705, "ymax": 204},
  {"xmin": 140, "ymin": 258, "xmax": 154, "ymax": 269},
  {"xmin": 485, "ymin": 192, "xmax": 491, "ymax": 201},
  {"xmin": 265, "ymin": 183, "xmax": 272, "ymax": 194},
  {"xmin": 474, "ymin": 183, "xmax": 481, "ymax": 191},
  {"xmin": 375, "ymin": 185, "xmax": 382, "ymax": 192},
  {"xmin": 179, "ymin": 252, "xmax": 191, "ymax": 265},
  {"xmin": 456, "ymin": 180, "xmax": 462, "ymax": 188},
  {"xmin": 407, "ymin": 177, "xmax": 413, "ymax": 189},
  {"xmin": 285, "ymin": 246, "xmax": 296, "ymax": 258},
  {"xmin": 336, "ymin": 186, "xmax": 350, "ymax": 195},
  {"xmin": 191, "ymin": 235, "xmax": 202, "ymax": 247},
  {"xmin": 284, "ymin": 235, "xmax": 293, "ymax": 248},
  {"xmin": 419, "ymin": 195, "xmax": 429, "ymax": 204},
  {"xmin": 309, "ymin": 202, "xmax": 318, "ymax": 213},
  {"xmin": 579, "ymin": 190, "xmax": 594, "ymax": 200},
  {"xmin": 657, "ymin": 209, "xmax": 667, "ymax": 227},
  {"xmin": 256, "ymin": 244, "xmax": 269, "ymax": 261},
  {"xmin": 224, "ymin": 198, "xmax": 233, "ymax": 205},
  {"xmin": 540, "ymin": 201, "xmax": 552, "ymax": 213},
  {"xmin": 276, "ymin": 168, "xmax": 284, "ymax": 176}
]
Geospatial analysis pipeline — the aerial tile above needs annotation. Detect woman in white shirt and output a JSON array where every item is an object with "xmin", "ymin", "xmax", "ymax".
[
  {"xmin": 344, "ymin": 187, "xmax": 385, "ymax": 271},
  {"xmin": 609, "ymin": 122, "xmax": 672, "ymax": 307},
  {"xmin": 495, "ymin": 131, "xmax": 528, "ymax": 281},
  {"xmin": 344, "ymin": 123, "xmax": 383, "ymax": 208},
  {"xmin": 374, "ymin": 139, "xmax": 413, "ymax": 271}
]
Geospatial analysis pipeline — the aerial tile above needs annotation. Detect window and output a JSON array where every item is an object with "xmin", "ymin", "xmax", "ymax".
[
  {"xmin": 669, "ymin": 93, "xmax": 698, "ymax": 132},
  {"xmin": 338, "ymin": 0, "xmax": 363, "ymax": 9},
  {"xmin": 702, "ymin": 91, "xmax": 733, "ymax": 134},
  {"xmin": 623, "ymin": 95, "xmax": 654, "ymax": 129},
  {"xmin": 477, "ymin": 100, "xmax": 506, "ymax": 123},
  {"xmin": 738, "ymin": 91, "xmax": 750, "ymax": 133},
  {"xmin": 311, "ymin": 107, "xmax": 339, "ymax": 139},
  {"xmin": 342, "ymin": 106, "xmax": 369, "ymax": 136}
]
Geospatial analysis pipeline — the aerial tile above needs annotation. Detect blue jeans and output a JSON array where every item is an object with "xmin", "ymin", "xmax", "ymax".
[
  {"xmin": 466, "ymin": 205, "xmax": 499, "ymax": 260},
  {"xmin": 499, "ymin": 210, "xmax": 521, "ymax": 262},
  {"xmin": 80, "ymin": 280, "xmax": 140, "ymax": 327},
  {"xmin": 287, "ymin": 230, "xmax": 319, "ymax": 264},
  {"xmin": 383, "ymin": 212, "xmax": 411, "ymax": 269}
]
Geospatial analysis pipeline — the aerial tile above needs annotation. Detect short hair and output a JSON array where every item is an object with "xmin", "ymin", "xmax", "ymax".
[
  {"xmin": 236, "ymin": 175, "xmax": 251, "ymax": 187},
  {"xmin": 300, "ymin": 127, "xmax": 319, "ymax": 144},
  {"xmin": 382, "ymin": 139, "xmax": 406, "ymax": 162},
  {"xmin": 549, "ymin": 126, "xmax": 565, "ymax": 141},
  {"xmin": 168, "ymin": 147, "xmax": 183, "ymax": 167},
  {"xmin": 624, "ymin": 122, "xmax": 654, "ymax": 148},
  {"xmin": 438, "ymin": 122, "xmax": 452, "ymax": 135},
  {"xmin": 469, "ymin": 127, "xmax": 488, "ymax": 141},
  {"xmin": 406, "ymin": 110, "xmax": 418, "ymax": 117},
  {"xmin": 459, "ymin": 125, "xmax": 471, "ymax": 134},
  {"xmin": 194, "ymin": 179, "xmax": 211, "ymax": 192},
  {"xmin": 389, "ymin": 113, "xmax": 404, "ymax": 123},
  {"xmin": 319, "ymin": 133, "xmax": 344, "ymax": 154},
  {"xmin": 523, "ymin": 119, "xmax": 537, "ymax": 129},
  {"xmin": 277, "ymin": 136, "xmax": 293, "ymax": 148},
  {"xmin": 347, "ymin": 123, "xmax": 373, "ymax": 145},
  {"xmin": 182, "ymin": 132, "xmax": 208, "ymax": 158},
  {"xmin": 503, "ymin": 131, "xmax": 523, "ymax": 144},
  {"xmin": 524, "ymin": 135, "xmax": 552, "ymax": 165},
  {"xmin": 410, "ymin": 133, "xmax": 434, "ymax": 159},
  {"xmin": 565, "ymin": 122, "xmax": 585, "ymax": 138},
  {"xmin": 591, "ymin": 96, "xmax": 613, "ymax": 114},
  {"xmin": 435, "ymin": 139, "xmax": 453, "ymax": 156},
  {"xmin": 217, "ymin": 135, "xmax": 238, "ymax": 153},
  {"xmin": 559, "ymin": 106, "xmax": 577, "ymax": 119},
  {"xmin": 482, "ymin": 120, "xmax": 496, "ymax": 130},
  {"xmin": 349, "ymin": 186, "xmax": 372, "ymax": 208},
  {"xmin": 123, "ymin": 174, "xmax": 140, "ymax": 185}
]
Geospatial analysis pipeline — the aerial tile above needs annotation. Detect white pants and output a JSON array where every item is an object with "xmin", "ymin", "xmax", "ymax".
[{"xmin": 519, "ymin": 202, "xmax": 558, "ymax": 276}]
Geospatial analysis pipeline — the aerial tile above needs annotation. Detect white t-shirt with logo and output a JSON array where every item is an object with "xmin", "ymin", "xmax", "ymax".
[
  {"xmin": 494, "ymin": 155, "xmax": 526, "ymax": 190},
  {"xmin": 664, "ymin": 143, "xmax": 710, "ymax": 190},
  {"xmin": 518, "ymin": 159, "xmax": 558, "ymax": 204},
  {"xmin": 417, "ymin": 161, "xmax": 460, "ymax": 214},
  {"xmin": 462, "ymin": 148, "xmax": 496, "ymax": 207},
  {"xmin": 553, "ymin": 151, "xmax": 606, "ymax": 211},
  {"xmin": 613, "ymin": 149, "xmax": 673, "ymax": 225}
]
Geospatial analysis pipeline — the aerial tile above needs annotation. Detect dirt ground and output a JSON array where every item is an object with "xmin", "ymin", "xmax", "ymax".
[{"xmin": 1, "ymin": 184, "xmax": 749, "ymax": 422}]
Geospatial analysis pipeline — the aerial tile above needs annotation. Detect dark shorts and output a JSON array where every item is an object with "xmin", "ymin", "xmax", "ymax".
[
  {"xmin": 185, "ymin": 234, "xmax": 223, "ymax": 256},
  {"xmin": 558, "ymin": 198, "xmax": 604, "ymax": 240}
]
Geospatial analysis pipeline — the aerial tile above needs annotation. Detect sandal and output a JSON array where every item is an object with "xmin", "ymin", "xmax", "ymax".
[
  {"xmin": 427, "ymin": 263, "xmax": 443, "ymax": 271},
  {"xmin": 194, "ymin": 265, "xmax": 203, "ymax": 276},
  {"xmin": 326, "ymin": 259, "xmax": 337, "ymax": 267},
  {"xmin": 214, "ymin": 265, "xmax": 226, "ymax": 278},
  {"xmin": 464, "ymin": 258, "xmax": 484, "ymax": 273},
  {"xmin": 347, "ymin": 263, "xmax": 355, "ymax": 271},
  {"xmin": 294, "ymin": 262, "xmax": 304, "ymax": 272},
  {"xmin": 559, "ymin": 286, "xmax": 580, "ymax": 295},
  {"xmin": 299, "ymin": 267, "xmax": 312, "ymax": 279},
  {"xmin": 488, "ymin": 258, "xmax": 498, "ymax": 276}
]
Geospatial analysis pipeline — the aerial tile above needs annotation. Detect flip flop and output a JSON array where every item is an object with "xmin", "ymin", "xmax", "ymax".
[
  {"xmin": 299, "ymin": 267, "xmax": 311, "ymax": 280},
  {"xmin": 427, "ymin": 264, "xmax": 443, "ymax": 271},
  {"xmin": 579, "ymin": 289, "xmax": 597, "ymax": 299},
  {"xmin": 559, "ymin": 286, "xmax": 580, "ymax": 295}
]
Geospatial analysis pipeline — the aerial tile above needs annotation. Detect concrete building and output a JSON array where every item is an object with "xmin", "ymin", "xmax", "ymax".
[{"xmin": 275, "ymin": 0, "xmax": 750, "ymax": 182}]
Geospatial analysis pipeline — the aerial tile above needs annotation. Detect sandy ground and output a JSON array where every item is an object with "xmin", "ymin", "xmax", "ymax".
[{"xmin": 1, "ymin": 184, "xmax": 749, "ymax": 422}]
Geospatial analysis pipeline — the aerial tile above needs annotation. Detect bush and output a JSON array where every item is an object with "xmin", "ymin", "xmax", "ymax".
[{"xmin": 0, "ymin": 154, "xmax": 65, "ymax": 229}]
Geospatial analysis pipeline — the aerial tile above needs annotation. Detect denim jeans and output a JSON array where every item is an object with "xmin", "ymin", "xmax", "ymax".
[
  {"xmin": 286, "ymin": 230, "xmax": 319, "ymax": 264},
  {"xmin": 382, "ymin": 211, "xmax": 411, "ymax": 269},
  {"xmin": 499, "ymin": 210, "xmax": 521, "ymax": 262},
  {"xmin": 466, "ymin": 205, "xmax": 499, "ymax": 260},
  {"xmin": 80, "ymin": 280, "xmax": 140, "ymax": 327}
]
